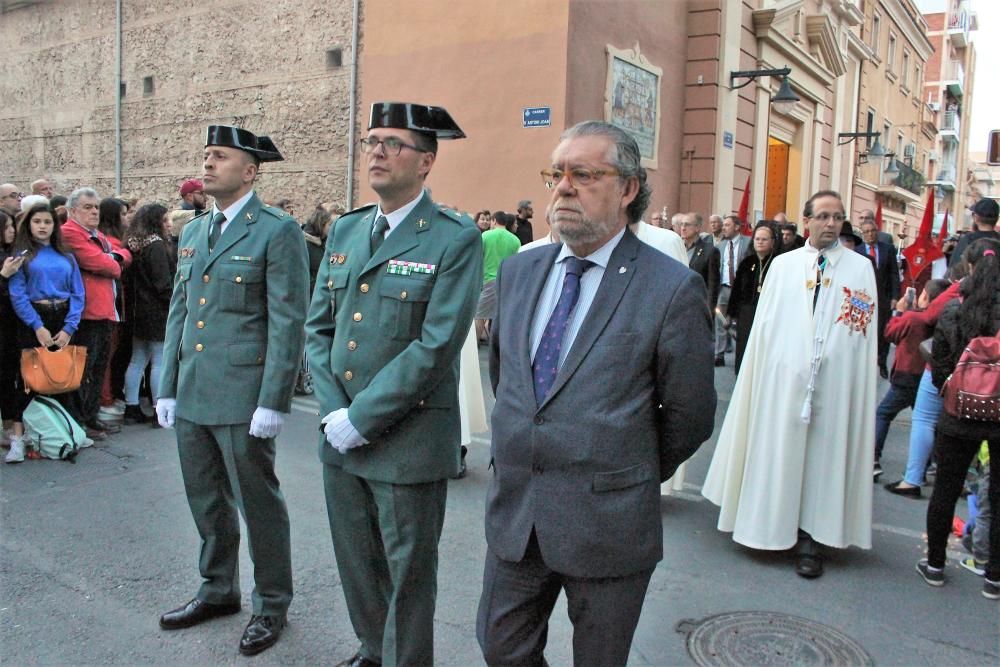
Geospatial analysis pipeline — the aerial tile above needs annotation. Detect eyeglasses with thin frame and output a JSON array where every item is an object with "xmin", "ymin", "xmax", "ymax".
[
  {"xmin": 2, "ymin": 191, "xmax": 23, "ymax": 200},
  {"xmin": 540, "ymin": 167, "xmax": 620, "ymax": 190},
  {"xmin": 359, "ymin": 136, "xmax": 427, "ymax": 156},
  {"xmin": 810, "ymin": 212, "xmax": 846, "ymax": 223}
]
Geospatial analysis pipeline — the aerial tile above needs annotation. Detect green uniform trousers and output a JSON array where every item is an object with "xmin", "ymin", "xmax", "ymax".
[
  {"xmin": 176, "ymin": 417, "xmax": 292, "ymax": 616},
  {"xmin": 323, "ymin": 463, "xmax": 447, "ymax": 666}
]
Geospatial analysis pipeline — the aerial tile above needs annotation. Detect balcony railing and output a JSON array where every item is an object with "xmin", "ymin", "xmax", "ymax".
[
  {"xmin": 945, "ymin": 60, "xmax": 966, "ymax": 98},
  {"xmin": 941, "ymin": 110, "xmax": 961, "ymax": 141},
  {"xmin": 948, "ymin": 5, "xmax": 971, "ymax": 48}
]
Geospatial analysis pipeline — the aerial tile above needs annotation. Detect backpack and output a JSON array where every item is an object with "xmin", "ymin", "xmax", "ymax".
[
  {"xmin": 22, "ymin": 396, "xmax": 89, "ymax": 462},
  {"xmin": 941, "ymin": 333, "xmax": 1000, "ymax": 423}
]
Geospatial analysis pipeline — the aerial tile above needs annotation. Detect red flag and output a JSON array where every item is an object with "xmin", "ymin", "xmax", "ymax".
[
  {"xmin": 902, "ymin": 190, "xmax": 943, "ymax": 284},
  {"xmin": 874, "ymin": 200, "xmax": 883, "ymax": 231},
  {"xmin": 936, "ymin": 209, "xmax": 950, "ymax": 249},
  {"xmin": 737, "ymin": 174, "xmax": 751, "ymax": 236}
]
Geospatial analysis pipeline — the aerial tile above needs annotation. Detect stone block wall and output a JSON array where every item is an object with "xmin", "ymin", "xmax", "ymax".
[{"xmin": 0, "ymin": 0, "xmax": 358, "ymax": 214}]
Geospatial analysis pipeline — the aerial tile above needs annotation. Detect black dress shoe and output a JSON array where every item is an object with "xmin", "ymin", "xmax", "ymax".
[
  {"xmin": 159, "ymin": 598, "xmax": 241, "ymax": 630},
  {"xmin": 335, "ymin": 652, "xmax": 381, "ymax": 667},
  {"xmin": 239, "ymin": 614, "xmax": 286, "ymax": 656},
  {"xmin": 123, "ymin": 405, "xmax": 147, "ymax": 425},
  {"xmin": 796, "ymin": 553, "xmax": 824, "ymax": 578},
  {"xmin": 884, "ymin": 479, "xmax": 921, "ymax": 498}
]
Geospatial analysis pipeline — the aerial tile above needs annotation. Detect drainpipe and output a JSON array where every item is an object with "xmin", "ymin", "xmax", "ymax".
[
  {"xmin": 345, "ymin": 0, "xmax": 361, "ymax": 208},
  {"xmin": 114, "ymin": 0, "xmax": 122, "ymax": 194}
]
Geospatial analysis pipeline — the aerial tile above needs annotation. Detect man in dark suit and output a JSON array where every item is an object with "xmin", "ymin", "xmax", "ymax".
[
  {"xmin": 306, "ymin": 103, "xmax": 482, "ymax": 667},
  {"xmin": 714, "ymin": 214, "xmax": 750, "ymax": 366},
  {"xmin": 478, "ymin": 121, "xmax": 717, "ymax": 666},
  {"xmin": 679, "ymin": 211, "xmax": 721, "ymax": 320},
  {"xmin": 858, "ymin": 219, "xmax": 900, "ymax": 378},
  {"xmin": 156, "ymin": 126, "xmax": 310, "ymax": 656}
]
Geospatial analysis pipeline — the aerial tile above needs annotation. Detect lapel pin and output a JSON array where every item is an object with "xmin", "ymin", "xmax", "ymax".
[
  {"xmin": 417, "ymin": 219, "xmax": 427, "ymax": 229},
  {"xmin": 618, "ymin": 266, "xmax": 627, "ymax": 274},
  {"xmin": 337, "ymin": 254, "xmax": 346, "ymax": 264},
  {"xmin": 246, "ymin": 212, "xmax": 252, "ymax": 220}
]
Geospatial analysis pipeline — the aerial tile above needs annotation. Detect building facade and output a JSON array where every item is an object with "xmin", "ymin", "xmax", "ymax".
[
  {"xmin": 850, "ymin": 0, "xmax": 935, "ymax": 242},
  {"xmin": 918, "ymin": 0, "xmax": 978, "ymax": 233},
  {"xmin": 1, "ymin": 0, "xmax": 978, "ymax": 243}
]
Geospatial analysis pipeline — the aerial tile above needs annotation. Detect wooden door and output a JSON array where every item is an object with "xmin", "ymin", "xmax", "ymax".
[{"xmin": 764, "ymin": 138, "xmax": 789, "ymax": 220}]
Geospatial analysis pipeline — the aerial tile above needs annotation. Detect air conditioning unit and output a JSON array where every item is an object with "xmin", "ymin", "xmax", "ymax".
[
  {"xmin": 904, "ymin": 143, "xmax": 917, "ymax": 158},
  {"xmin": 928, "ymin": 150, "xmax": 939, "ymax": 161}
]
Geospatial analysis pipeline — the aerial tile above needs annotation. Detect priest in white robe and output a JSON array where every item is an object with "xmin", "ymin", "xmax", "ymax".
[{"xmin": 702, "ymin": 190, "xmax": 878, "ymax": 578}]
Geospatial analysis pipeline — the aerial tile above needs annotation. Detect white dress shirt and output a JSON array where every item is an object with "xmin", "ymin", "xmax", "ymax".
[
  {"xmin": 210, "ymin": 188, "xmax": 255, "ymax": 236},
  {"xmin": 529, "ymin": 228, "xmax": 625, "ymax": 367},
  {"xmin": 374, "ymin": 190, "xmax": 424, "ymax": 239}
]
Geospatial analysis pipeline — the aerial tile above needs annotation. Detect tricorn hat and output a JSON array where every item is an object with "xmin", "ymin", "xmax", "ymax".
[
  {"xmin": 368, "ymin": 102, "xmax": 466, "ymax": 139},
  {"xmin": 205, "ymin": 125, "xmax": 284, "ymax": 162}
]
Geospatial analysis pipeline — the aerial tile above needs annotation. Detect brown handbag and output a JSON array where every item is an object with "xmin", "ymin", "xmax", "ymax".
[{"xmin": 20, "ymin": 345, "xmax": 88, "ymax": 395}]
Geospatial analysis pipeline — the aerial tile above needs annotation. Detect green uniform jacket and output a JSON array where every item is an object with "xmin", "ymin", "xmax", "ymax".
[
  {"xmin": 305, "ymin": 192, "xmax": 483, "ymax": 484},
  {"xmin": 160, "ymin": 192, "xmax": 310, "ymax": 424}
]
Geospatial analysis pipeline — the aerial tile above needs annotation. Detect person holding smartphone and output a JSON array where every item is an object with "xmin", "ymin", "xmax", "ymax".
[
  {"xmin": 5, "ymin": 203, "xmax": 85, "ymax": 463},
  {"xmin": 1, "ymin": 210, "xmax": 25, "ymax": 447}
]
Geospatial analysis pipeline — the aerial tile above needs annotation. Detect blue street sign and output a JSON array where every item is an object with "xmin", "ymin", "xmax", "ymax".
[
  {"xmin": 523, "ymin": 107, "xmax": 551, "ymax": 128},
  {"xmin": 723, "ymin": 131, "xmax": 734, "ymax": 149}
]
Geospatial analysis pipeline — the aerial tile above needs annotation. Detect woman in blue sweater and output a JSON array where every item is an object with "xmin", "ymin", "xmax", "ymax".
[{"xmin": 4, "ymin": 203, "xmax": 85, "ymax": 463}]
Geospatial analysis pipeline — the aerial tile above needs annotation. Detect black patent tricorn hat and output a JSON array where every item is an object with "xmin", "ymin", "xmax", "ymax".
[
  {"xmin": 368, "ymin": 102, "xmax": 466, "ymax": 139},
  {"xmin": 205, "ymin": 125, "xmax": 284, "ymax": 162}
]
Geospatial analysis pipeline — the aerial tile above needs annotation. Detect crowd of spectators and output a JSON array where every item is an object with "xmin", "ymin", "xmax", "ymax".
[{"xmin": 1, "ymin": 173, "xmax": 996, "ymax": 605}]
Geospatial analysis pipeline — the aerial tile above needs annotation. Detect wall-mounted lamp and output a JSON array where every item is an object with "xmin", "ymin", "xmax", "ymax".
[
  {"xmin": 730, "ymin": 67, "xmax": 800, "ymax": 115},
  {"xmin": 838, "ymin": 130, "xmax": 894, "ymax": 168}
]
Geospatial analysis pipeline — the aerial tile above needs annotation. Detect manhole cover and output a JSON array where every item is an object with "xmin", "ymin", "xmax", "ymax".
[{"xmin": 677, "ymin": 611, "xmax": 873, "ymax": 666}]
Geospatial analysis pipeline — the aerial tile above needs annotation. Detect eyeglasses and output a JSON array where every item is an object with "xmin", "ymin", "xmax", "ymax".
[
  {"xmin": 540, "ymin": 167, "xmax": 620, "ymax": 190},
  {"xmin": 359, "ymin": 136, "xmax": 427, "ymax": 156},
  {"xmin": 2, "ymin": 191, "xmax": 23, "ymax": 200},
  {"xmin": 810, "ymin": 212, "xmax": 846, "ymax": 223}
]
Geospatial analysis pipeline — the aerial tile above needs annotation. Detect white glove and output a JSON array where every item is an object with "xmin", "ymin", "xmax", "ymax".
[
  {"xmin": 156, "ymin": 398, "xmax": 177, "ymax": 429},
  {"xmin": 321, "ymin": 408, "xmax": 369, "ymax": 454},
  {"xmin": 249, "ymin": 406, "xmax": 285, "ymax": 439}
]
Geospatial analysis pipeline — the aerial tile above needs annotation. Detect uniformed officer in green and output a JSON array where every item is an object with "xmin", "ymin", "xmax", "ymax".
[
  {"xmin": 156, "ymin": 126, "xmax": 309, "ymax": 657},
  {"xmin": 306, "ymin": 102, "xmax": 482, "ymax": 667}
]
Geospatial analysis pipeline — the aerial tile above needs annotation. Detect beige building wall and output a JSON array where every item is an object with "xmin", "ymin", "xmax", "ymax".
[
  {"xmin": 0, "ymin": 0, "xmax": 356, "ymax": 210},
  {"xmin": 715, "ymin": 0, "xmax": 863, "ymax": 230},
  {"xmin": 357, "ymin": 0, "xmax": 571, "ymax": 233},
  {"xmin": 565, "ymin": 0, "xmax": 689, "ymax": 220},
  {"xmin": 852, "ymin": 0, "xmax": 934, "ymax": 242}
]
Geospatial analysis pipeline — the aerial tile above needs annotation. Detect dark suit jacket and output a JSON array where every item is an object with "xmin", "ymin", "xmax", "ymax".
[
  {"xmin": 486, "ymin": 230, "xmax": 716, "ymax": 578},
  {"xmin": 856, "ymin": 240, "xmax": 900, "ymax": 307},
  {"xmin": 687, "ymin": 236, "xmax": 721, "ymax": 308}
]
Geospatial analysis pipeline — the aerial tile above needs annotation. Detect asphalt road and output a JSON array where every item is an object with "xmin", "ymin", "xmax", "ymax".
[{"xmin": 2, "ymin": 351, "xmax": 998, "ymax": 666}]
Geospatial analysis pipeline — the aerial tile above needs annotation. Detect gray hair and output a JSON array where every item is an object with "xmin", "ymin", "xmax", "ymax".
[
  {"xmin": 67, "ymin": 187, "xmax": 99, "ymax": 210},
  {"xmin": 559, "ymin": 121, "xmax": 651, "ymax": 225}
]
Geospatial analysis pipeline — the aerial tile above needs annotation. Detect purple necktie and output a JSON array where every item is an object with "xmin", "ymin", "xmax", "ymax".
[{"xmin": 532, "ymin": 257, "xmax": 593, "ymax": 405}]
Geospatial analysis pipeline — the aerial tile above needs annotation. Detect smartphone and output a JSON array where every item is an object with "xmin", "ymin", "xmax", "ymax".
[
  {"xmin": 905, "ymin": 286, "xmax": 916, "ymax": 309},
  {"xmin": 16, "ymin": 249, "xmax": 29, "ymax": 258}
]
